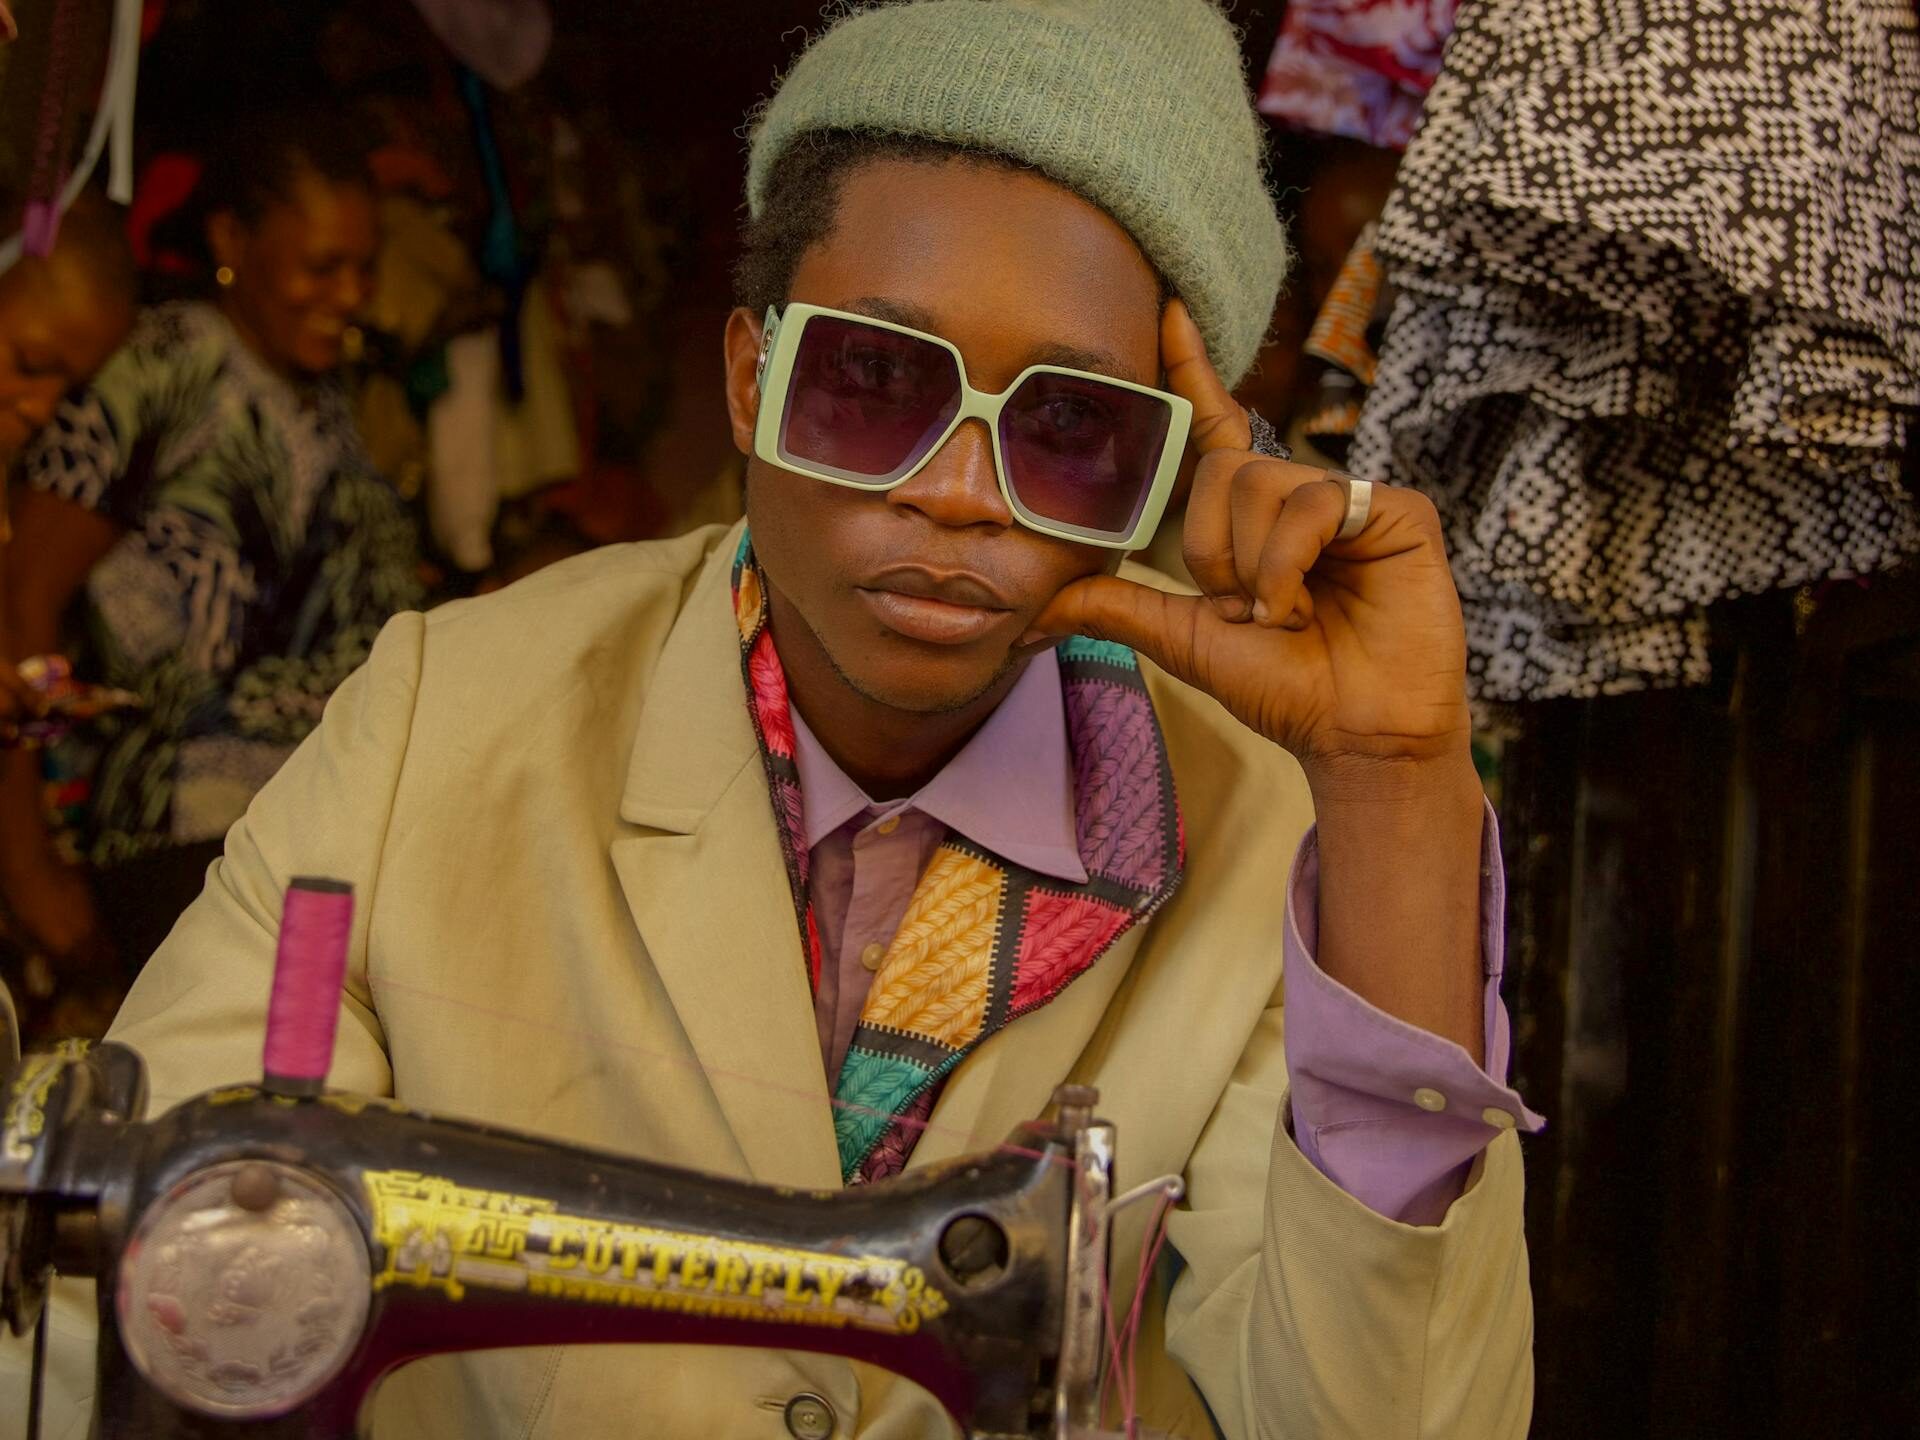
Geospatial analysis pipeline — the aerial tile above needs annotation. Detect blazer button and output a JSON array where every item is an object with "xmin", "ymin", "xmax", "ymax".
[{"xmin": 784, "ymin": 1392, "xmax": 836, "ymax": 1440}]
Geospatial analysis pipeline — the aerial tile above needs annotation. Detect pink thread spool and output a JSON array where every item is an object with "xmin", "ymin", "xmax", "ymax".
[{"xmin": 262, "ymin": 878, "xmax": 354, "ymax": 1097}]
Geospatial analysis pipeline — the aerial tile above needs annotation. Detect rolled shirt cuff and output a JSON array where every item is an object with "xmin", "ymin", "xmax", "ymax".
[{"xmin": 1281, "ymin": 798, "xmax": 1546, "ymax": 1225}]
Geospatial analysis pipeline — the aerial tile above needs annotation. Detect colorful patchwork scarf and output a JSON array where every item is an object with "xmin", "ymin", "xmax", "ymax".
[{"xmin": 731, "ymin": 534, "xmax": 1185, "ymax": 1183}]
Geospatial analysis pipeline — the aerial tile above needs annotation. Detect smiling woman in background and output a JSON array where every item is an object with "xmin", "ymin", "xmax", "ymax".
[{"xmin": 0, "ymin": 105, "xmax": 422, "ymax": 997}]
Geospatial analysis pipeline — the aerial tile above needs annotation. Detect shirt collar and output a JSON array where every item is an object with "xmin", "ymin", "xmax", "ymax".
[{"xmin": 787, "ymin": 648, "xmax": 1089, "ymax": 884}]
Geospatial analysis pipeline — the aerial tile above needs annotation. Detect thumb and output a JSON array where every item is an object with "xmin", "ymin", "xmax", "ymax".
[{"xmin": 1024, "ymin": 574, "xmax": 1208, "ymax": 687}]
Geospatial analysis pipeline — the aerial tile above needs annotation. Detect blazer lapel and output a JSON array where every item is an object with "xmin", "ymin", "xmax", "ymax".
[
  {"xmin": 610, "ymin": 529, "xmax": 841, "ymax": 1190},
  {"xmin": 905, "ymin": 927, "xmax": 1148, "ymax": 1171}
]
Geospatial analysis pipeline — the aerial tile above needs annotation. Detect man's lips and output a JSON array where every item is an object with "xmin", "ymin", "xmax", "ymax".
[
  {"xmin": 863, "ymin": 565, "xmax": 1013, "ymax": 609},
  {"xmin": 857, "ymin": 565, "xmax": 1015, "ymax": 646}
]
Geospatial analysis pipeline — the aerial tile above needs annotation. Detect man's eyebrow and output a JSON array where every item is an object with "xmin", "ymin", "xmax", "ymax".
[
  {"xmin": 840, "ymin": 296, "xmax": 1145, "ymax": 385},
  {"xmin": 1024, "ymin": 340, "xmax": 1141, "ymax": 383},
  {"xmin": 842, "ymin": 296, "xmax": 941, "ymax": 332}
]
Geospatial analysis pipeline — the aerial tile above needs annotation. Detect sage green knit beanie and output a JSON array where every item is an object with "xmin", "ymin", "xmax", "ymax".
[{"xmin": 746, "ymin": 0, "xmax": 1287, "ymax": 389}]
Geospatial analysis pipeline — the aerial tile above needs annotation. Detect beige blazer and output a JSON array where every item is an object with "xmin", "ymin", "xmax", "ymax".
[{"xmin": 2, "ymin": 523, "xmax": 1532, "ymax": 1439}]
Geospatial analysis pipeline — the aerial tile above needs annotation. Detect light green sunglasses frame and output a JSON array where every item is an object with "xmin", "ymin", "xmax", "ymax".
[{"xmin": 752, "ymin": 302, "xmax": 1193, "ymax": 550}]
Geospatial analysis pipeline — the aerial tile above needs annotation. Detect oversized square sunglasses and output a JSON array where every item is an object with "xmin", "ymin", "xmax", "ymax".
[{"xmin": 753, "ymin": 303, "xmax": 1193, "ymax": 550}]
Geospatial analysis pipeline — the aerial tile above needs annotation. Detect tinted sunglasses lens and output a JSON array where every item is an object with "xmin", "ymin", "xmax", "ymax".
[
  {"xmin": 999, "ymin": 372, "xmax": 1172, "ymax": 538},
  {"xmin": 780, "ymin": 316, "xmax": 962, "ymax": 483}
]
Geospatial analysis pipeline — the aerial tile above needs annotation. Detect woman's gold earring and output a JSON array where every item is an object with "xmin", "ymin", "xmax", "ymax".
[{"xmin": 215, "ymin": 265, "xmax": 235, "ymax": 288}]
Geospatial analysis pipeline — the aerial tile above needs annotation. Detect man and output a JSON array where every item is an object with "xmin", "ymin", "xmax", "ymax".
[{"xmin": 6, "ymin": 3, "xmax": 1540, "ymax": 1436}]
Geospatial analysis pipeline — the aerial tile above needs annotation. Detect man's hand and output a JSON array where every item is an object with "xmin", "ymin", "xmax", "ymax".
[
  {"xmin": 1029, "ymin": 301, "xmax": 1487, "ymax": 1060},
  {"xmin": 1027, "ymin": 301, "xmax": 1471, "ymax": 781}
]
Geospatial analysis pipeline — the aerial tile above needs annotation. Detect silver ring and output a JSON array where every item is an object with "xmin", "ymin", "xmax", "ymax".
[{"xmin": 1331, "ymin": 472, "xmax": 1373, "ymax": 540}]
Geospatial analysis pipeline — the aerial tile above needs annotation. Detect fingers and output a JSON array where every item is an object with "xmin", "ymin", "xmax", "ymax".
[
  {"xmin": 1183, "ymin": 454, "xmax": 1331, "ymax": 619},
  {"xmin": 1162, "ymin": 301, "xmax": 1250, "ymax": 455},
  {"xmin": 1249, "ymin": 481, "xmax": 1348, "ymax": 629}
]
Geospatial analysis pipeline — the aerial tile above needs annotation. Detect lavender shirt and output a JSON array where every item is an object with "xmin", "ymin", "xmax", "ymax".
[{"xmin": 792, "ymin": 651, "xmax": 1542, "ymax": 1225}]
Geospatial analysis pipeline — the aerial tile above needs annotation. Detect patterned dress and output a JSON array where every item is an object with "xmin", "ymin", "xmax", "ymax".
[
  {"xmin": 1349, "ymin": 0, "xmax": 1920, "ymax": 704},
  {"xmin": 23, "ymin": 302, "xmax": 422, "ymax": 864}
]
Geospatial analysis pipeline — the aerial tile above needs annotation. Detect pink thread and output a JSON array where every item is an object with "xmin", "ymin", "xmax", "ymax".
[
  {"xmin": 1098, "ymin": 1189, "xmax": 1177, "ymax": 1436},
  {"xmin": 263, "ymin": 880, "xmax": 354, "ymax": 1089}
]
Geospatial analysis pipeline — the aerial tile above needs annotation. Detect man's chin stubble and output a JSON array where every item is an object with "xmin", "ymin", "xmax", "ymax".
[{"xmin": 825, "ymin": 642, "xmax": 1024, "ymax": 717}]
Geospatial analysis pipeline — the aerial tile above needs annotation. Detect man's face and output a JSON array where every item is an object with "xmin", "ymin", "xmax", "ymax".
[
  {"xmin": 738, "ymin": 159, "xmax": 1164, "ymax": 714},
  {"xmin": 0, "ymin": 256, "xmax": 134, "ymax": 466}
]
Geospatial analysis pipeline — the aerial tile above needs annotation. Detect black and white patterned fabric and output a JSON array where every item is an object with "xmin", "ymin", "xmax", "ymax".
[{"xmin": 1349, "ymin": 0, "xmax": 1920, "ymax": 703}]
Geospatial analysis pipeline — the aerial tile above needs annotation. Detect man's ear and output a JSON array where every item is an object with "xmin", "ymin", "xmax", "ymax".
[{"xmin": 722, "ymin": 306, "xmax": 766, "ymax": 458}]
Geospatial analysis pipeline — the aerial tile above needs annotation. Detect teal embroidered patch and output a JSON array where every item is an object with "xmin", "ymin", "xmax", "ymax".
[
  {"xmin": 832, "ymin": 1049, "xmax": 934, "ymax": 1174},
  {"xmin": 1058, "ymin": 636, "xmax": 1138, "ymax": 670}
]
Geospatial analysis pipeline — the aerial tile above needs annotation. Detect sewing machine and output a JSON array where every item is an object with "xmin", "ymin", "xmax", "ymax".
[{"xmin": 0, "ymin": 882, "xmax": 1145, "ymax": 1438}]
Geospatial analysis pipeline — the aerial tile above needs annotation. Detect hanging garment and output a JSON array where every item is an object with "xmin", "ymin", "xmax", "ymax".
[
  {"xmin": 1300, "ymin": 221, "xmax": 1390, "ymax": 459},
  {"xmin": 365, "ymin": 195, "xmax": 476, "ymax": 352},
  {"xmin": 409, "ymin": 0, "xmax": 550, "ymax": 92},
  {"xmin": 1258, "ymin": 0, "xmax": 1459, "ymax": 149},
  {"xmin": 1350, "ymin": 0, "xmax": 1920, "ymax": 704},
  {"xmin": 425, "ymin": 284, "xmax": 581, "ymax": 571}
]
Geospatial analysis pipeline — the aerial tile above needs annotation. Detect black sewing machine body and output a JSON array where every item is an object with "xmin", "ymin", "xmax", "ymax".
[{"xmin": 2, "ymin": 1003, "xmax": 1118, "ymax": 1438}]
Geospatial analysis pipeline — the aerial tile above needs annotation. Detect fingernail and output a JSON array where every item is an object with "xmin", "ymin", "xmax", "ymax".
[
  {"xmin": 1018, "ymin": 629, "xmax": 1049, "ymax": 648},
  {"xmin": 1213, "ymin": 596, "xmax": 1250, "ymax": 621},
  {"xmin": 1251, "ymin": 600, "xmax": 1271, "ymax": 625}
]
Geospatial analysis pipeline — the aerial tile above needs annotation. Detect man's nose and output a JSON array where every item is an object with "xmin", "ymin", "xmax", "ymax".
[{"xmin": 886, "ymin": 417, "xmax": 1013, "ymax": 530}]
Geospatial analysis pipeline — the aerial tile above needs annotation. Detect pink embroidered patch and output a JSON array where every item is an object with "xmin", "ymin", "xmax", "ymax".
[
  {"xmin": 748, "ymin": 631, "xmax": 795, "ymax": 759},
  {"xmin": 1009, "ymin": 889, "xmax": 1132, "ymax": 1015}
]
